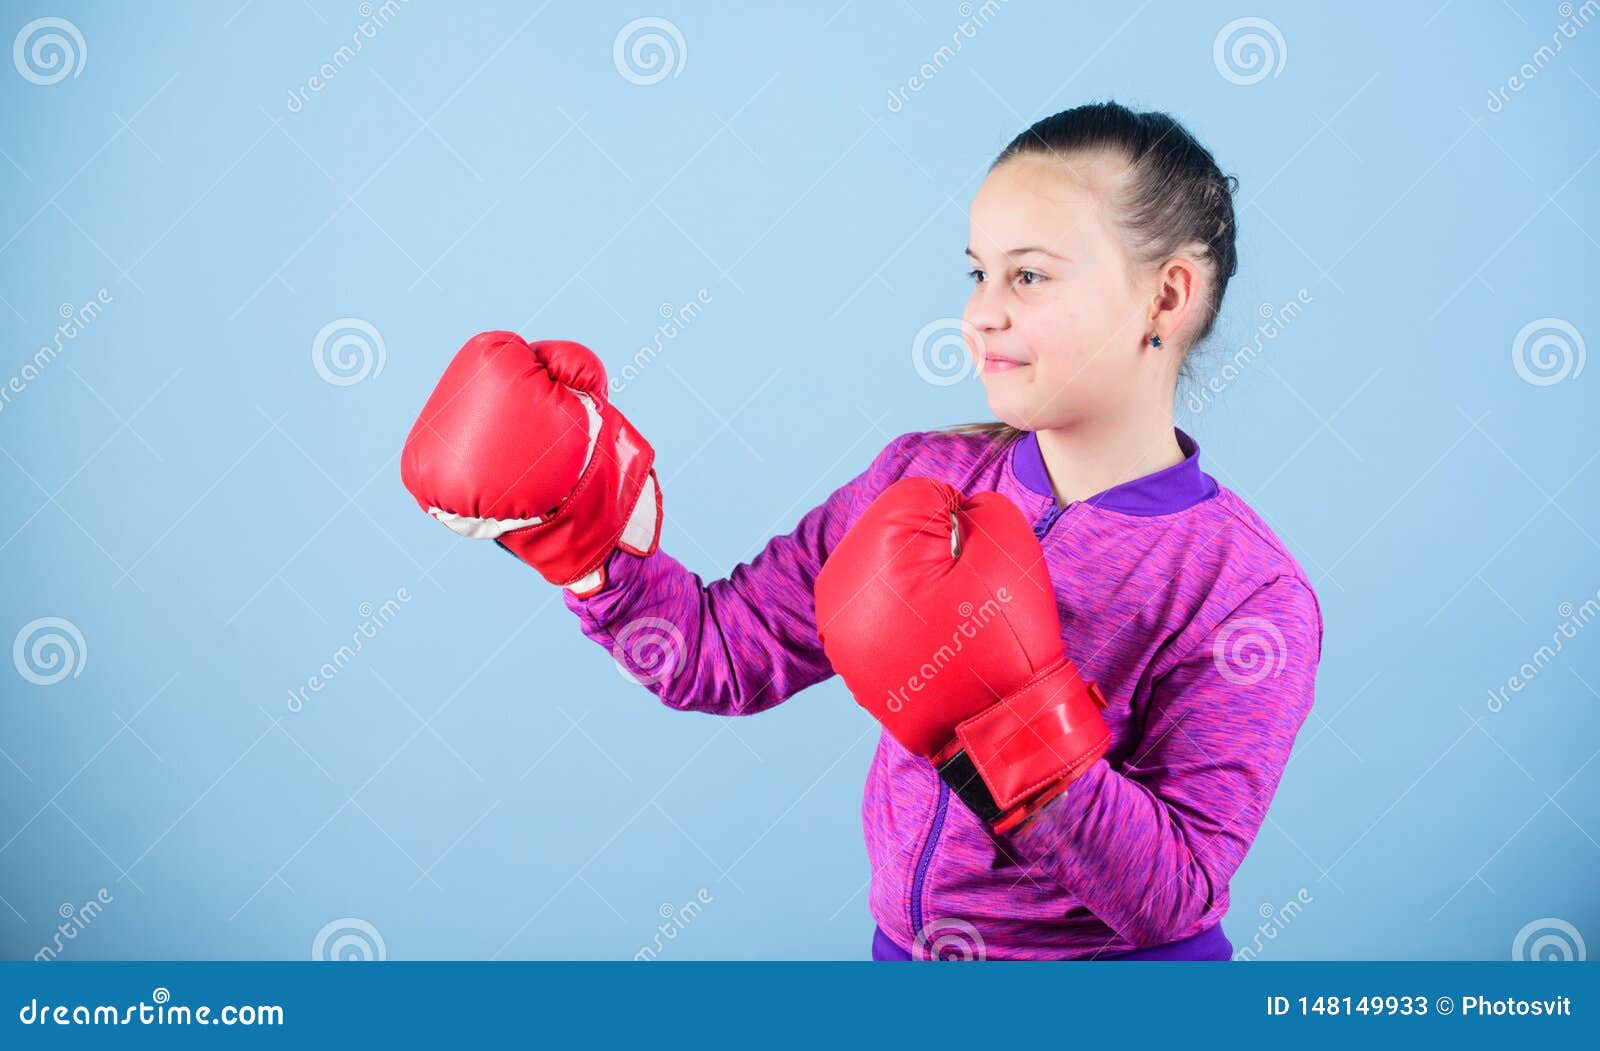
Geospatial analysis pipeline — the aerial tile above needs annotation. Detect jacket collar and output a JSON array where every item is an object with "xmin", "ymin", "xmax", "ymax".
[{"xmin": 1012, "ymin": 427, "xmax": 1218, "ymax": 515}]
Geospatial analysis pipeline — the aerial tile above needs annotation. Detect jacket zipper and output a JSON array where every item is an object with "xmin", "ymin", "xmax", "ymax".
[
  {"xmin": 1032, "ymin": 500, "xmax": 1070, "ymax": 539},
  {"xmin": 907, "ymin": 499, "xmax": 1070, "ymax": 952},
  {"xmin": 909, "ymin": 777, "xmax": 949, "ymax": 945}
]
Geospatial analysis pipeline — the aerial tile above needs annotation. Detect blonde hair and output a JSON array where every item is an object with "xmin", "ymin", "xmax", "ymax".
[{"xmin": 941, "ymin": 420, "xmax": 1024, "ymax": 447}]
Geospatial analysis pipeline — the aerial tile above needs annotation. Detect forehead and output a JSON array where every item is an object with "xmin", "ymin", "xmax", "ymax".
[{"xmin": 969, "ymin": 154, "xmax": 1120, "ymax": 251}]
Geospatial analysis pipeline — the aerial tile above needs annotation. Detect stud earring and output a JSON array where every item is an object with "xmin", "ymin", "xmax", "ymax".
[{"xmin": 1149, "ymin": 334, "xmax": 1163, "ymax": 348}]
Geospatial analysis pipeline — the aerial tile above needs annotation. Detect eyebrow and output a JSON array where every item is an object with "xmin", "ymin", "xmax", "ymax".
[{"xmin": 965, "ymin": 245, "xmax": 1069, "ymax": 261}]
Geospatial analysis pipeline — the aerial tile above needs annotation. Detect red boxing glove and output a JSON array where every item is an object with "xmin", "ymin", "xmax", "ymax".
[
  {"xmin": 814, "ymin": 477, "xmax": 1110, "ymax": 833},
  {"xmin": 400, "ymin": 331, "xmax": 661, "ymax": 596}
]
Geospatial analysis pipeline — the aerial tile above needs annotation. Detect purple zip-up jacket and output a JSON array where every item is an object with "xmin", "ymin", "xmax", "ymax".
[{"xmin": 562, "ymin": 427, "xmax": 1323, "ymax": 961}]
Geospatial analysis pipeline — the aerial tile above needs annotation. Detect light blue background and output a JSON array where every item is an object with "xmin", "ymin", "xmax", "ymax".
[{"xmin": 2, "ymin": 1, "xmax": 1596, "ymax": 961}]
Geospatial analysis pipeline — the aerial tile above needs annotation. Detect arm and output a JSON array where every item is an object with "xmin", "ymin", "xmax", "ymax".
[
  {"xmin": 1001, "ymin": 575, "xmax": 1324, "ymax": 947},
  {"xmin": 400, "ymin": 330, "xmax": 918, "ymax": 717},
  {"xmin": 562, "ymin": 434, "xmax": 917, "ymax": 716}
]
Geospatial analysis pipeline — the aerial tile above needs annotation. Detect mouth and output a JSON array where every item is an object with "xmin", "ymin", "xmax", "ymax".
[{"xmin": 981, "ymin": 352, "xmax": 1030, "ymax": 374}]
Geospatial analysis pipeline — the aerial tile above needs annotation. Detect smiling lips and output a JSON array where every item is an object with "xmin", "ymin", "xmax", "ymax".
[{"xmin": 982, "ymin": 351, "xmax": 1030, "ymax": 374}]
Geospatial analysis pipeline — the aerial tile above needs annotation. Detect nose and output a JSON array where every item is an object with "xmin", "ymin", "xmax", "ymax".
[
  {"xmin": 964, "ymin": 282, "xmax": 1006, "ymax": 334},
  {"xmin": 963, "ymin": 287, "xmax": 1006, "ymax": 364}
]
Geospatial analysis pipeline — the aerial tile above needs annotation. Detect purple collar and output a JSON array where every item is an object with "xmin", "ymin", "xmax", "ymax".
[{"xmin": 1012, "ymin": 427, "xmax": 1217, "ymax": 516}]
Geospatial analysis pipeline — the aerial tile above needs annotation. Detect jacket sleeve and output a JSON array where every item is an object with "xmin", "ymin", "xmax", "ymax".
[
  {"xmin": 559, "ymin": 433, "xmax": 917, "ymax": 715},
  {"xmin": 1002, "ymin": 574, "xmax": 1324, "ymax": 948}
]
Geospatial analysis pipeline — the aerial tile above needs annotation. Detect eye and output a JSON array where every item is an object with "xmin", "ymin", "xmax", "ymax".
[
  {"xmin": 1018, "ymin": 269, "xmax": 1046, "ymax": 286},
  {"xmin": 966, "ymin": 269, "xmax": 985, "ymax": 284}
]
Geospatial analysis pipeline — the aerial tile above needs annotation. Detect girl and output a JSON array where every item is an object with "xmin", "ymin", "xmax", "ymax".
[{"xmin": 402, "ymin": 101, "xmax": 1323, "ymax": 961}]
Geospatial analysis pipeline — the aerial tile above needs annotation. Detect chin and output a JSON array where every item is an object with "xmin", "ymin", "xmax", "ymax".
[{"xmin": 983, "ymin": 385, "xmax": 1065, "ymax": 432}]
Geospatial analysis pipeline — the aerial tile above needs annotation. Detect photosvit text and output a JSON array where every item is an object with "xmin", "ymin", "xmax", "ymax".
[{"xmin": 1265, "ymin": 994, "xmax": 1572, "ymax": 1017}]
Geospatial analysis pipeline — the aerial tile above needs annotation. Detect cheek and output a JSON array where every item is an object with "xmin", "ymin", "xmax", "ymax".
[
  {"xmin": 1031, "ymin": 276, "xmax": 1135, "ymax": 365},
  {"xmin": 1015, "ymin": 299, "xmax": 1078, "ymax": 365}
]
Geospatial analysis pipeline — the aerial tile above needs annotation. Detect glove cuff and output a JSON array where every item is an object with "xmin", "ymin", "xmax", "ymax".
[
  {"xmin": 936, "ymin": 658, "xmax": 1110, "ymax": 831},
  {"xmin": 501, "ymin": 402, "xmax": 660, "ymax": 589}
]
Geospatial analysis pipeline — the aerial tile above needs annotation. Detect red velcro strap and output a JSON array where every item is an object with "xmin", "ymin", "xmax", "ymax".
[
  {"xmin": 502, "ymin": 405, "xmax": 656, "ymax": 588},
  {"xmin": 953, "ymin": 658, "xmax": 1110, "ymax": 813}
]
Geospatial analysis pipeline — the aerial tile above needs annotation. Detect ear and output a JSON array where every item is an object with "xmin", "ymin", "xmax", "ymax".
[{"xmin": 1149, "ymin": 255, "xmax": 1201, "ymax": 346}]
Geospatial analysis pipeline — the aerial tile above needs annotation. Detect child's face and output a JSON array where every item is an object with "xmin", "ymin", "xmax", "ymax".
[{"xmin": 963, "ymin": 154, "xmax": 1155, "ymax": 431}]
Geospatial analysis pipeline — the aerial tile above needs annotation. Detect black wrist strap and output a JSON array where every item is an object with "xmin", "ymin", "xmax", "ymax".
[{"xmin": 936, "ymin": 750, "xmax": 1002, "ymax": 825}]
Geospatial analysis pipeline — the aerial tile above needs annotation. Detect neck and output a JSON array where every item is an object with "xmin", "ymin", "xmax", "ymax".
[{"xmin": 1033, "ymin": 412, "xmax": 1184, "ymax": 506}]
